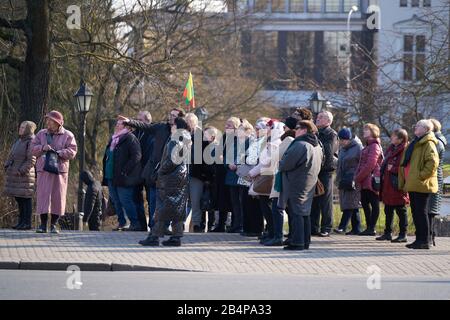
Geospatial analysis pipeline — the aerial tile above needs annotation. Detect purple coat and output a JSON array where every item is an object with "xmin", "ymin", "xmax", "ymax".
[
  {"xmin": 355, "ymin": 138, "xmax": 383, "ymax": 194},
  {"xmin": 31, "ymin": 128, "xmax": 77, "ymax": 215}
]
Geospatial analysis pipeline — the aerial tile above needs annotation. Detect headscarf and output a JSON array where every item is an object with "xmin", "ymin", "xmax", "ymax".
[{"xmin": 110, "ymin": 128, "xmax": 130, "ymax": 151}]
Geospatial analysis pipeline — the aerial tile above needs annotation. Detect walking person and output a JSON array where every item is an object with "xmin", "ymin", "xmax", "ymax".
[
  {"xmin": 334, "ymin": 128, "xmax": 363, "ymax": 235},
  {"xmin": 278, "ymin": 120, "xmax": 323, "ymax": 251},
  {"xmin": 3, "ymin": 121, "xmax": 37, "ymax": 230},
  {"xmin": 139, "ymin": 117, "xmax": 192, "ymax": 247},
  {"xmin": 355, "ymin": 123, "xmax": 383, "ymax": 236},
  {"xmin": 132, "ymin": 111, "xmax": 154, "ymax": 231},
  {"xmin": 81, "ymin": 170, "xmax": 103, "ymax": 231},
  {"xmin": 377, "ymin": 129, "xmax": 409, "ymax": 242},
  {"xmin": 102, "ymin": 119, "xmax": 142, "ymax": 231},
  {"xmin": 399, "ymin": 119, "xmax": 439, "ymax": 249},
  {"xmin": 427, "ymin": 119, "xmax": 447, "ymax": 246},
  {"xmin": 31, "ymin": 111, "xmax": 78, "ymax": 234},
  {"xmin": 311, "ymin": 111, "xmax": 339, "ymax": 237}
]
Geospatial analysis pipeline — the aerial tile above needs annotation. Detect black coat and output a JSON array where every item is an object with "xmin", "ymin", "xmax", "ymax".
[
  {"xmin": 127, "ymin": 120, "xmax": 171, "ymax": 187},
  {"xmin": 81, "ymin": 171, "xmax": 103, "ymax": 224},
  {"xmin": 318, "ymin": 126, "xmax": 339, "ymax": 173},
  {"xmin": 133, "ymin": 127, "xmax": 154, "ymax": 167},
  {"xmin": 102, "ymin": 132, "xmax": 142, "ymax": 187}
]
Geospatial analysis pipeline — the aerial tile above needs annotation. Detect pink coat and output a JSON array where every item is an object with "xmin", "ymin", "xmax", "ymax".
[
  {"xmin": 31, "ymin": 128, "xmax": 77, "ymax": 215},
  {"xmin": 355, "ymin": 138, "xmax": 383, "ymax": 194}
]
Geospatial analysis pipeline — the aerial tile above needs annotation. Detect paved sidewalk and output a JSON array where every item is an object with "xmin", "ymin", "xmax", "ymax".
[{"xmin": 0, "ymin": 230, "xmax": 449, "ymax": 276}]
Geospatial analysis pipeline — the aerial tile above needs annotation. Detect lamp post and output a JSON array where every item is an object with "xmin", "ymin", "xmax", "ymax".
[
  {"xmin": 309, "ymin": 91, "xmax": 327, "ymax": 119},
  {"xmin": 346, "ymin": 5, "xmax": 359, "ymax": 94},
  {"xmin": 74, "ymin": 80, "xmax": 93, "ymax": 224}
]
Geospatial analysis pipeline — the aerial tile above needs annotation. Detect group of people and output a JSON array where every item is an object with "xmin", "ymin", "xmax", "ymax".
[{"xmin": 2, "ymin": 107, "xmax": 447, "ymax": 250}]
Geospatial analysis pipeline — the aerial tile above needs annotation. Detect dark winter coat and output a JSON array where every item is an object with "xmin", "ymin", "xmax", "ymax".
[
  {"xmin": 126, "ymin": 120, "xmax": 171, "ymax": 187},
  {"xmin": 336, "ymin": 139, "xmax": 363, "ymax": 211},
  {"xmin": 102, "ymin": 132, "xmax": 142, "ymax": 187},
  {"xmin": 155, "ymin": 131, "xmax": 191, "ymax": 221},
  {"xmin": 379, "ymin": 143, "xmax": 409, "ymax": 206},
  {"xmin": 318, "ymin": 126, "xmax": 339, "ymax": 173},
  {"xmin": 81, "ymin": 171, "xmax": 103, "ymax": 224},
  {"xmin": 355, "ymin": 138, "xmax": 383, "ymax": 193},
  {"xmin": 3, "ymin": 135, "xmax": 36, "ymax": 198},
  {"xmin": 278, "ymin": 133, "xmax": 323, "ymax": 216}
]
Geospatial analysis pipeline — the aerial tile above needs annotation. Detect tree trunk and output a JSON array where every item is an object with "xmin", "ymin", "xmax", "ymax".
[{"xmin": 19, "ymin": 0, "xmax": 50, "ymax": 126}]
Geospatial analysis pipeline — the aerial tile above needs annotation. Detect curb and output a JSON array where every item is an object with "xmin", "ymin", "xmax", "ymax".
[{"xmin": 0, "ymin": 261, "xmax": 200, "ymax": 272}]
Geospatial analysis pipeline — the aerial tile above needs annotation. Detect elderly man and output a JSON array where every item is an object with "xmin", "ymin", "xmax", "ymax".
[
  {"xmin": 311, "ymin": 111, "xmax": 339, "ymax": 237},
  {"xmin": 278, "ymin": 120, "xmax": 323, "ymax": 251}
]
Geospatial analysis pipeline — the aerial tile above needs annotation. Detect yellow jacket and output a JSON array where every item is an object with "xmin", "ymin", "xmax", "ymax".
[{"xmin": 398, "ymin": 132, "xmax": 439, "ymax": 193}]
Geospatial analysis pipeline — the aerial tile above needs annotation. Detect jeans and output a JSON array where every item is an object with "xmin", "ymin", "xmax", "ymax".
[
  {"xmin": 271, "ymin": 198, "xmax": 284, "ymax": 240},
  {"xmin": 287, "ymin": 199, "xmax": 311, "ymax": 247},
  {"xmin": 410, "ymin": 192, "xmax": 431, "ymax": 244},
  {"xmin": 15, "ymin": 197, "xmax": 32, "ymax": 226},
  {"xmin": 361, "ymin": 189, "xmax": 380, "ymax": 232},
  {"xmin": 338, "ymin": 209, "xmax": 362, "ymax": 233},
  {"xmin": 259, "ymin": 196, "xmax": 273, "ymax": 238},
  {"xmin": 134, "ymin": 185, "xmax": 148, "ymax": 230},
  {"xmin": 147, "ymin": 186, "xmax": 157, "ymax": 229},
  {"xmin": 384, "ymin": 205, "xmax": 408, "ymax": 235},
  {"xmin": 311, "ymin": 172, "xmax": 334, "ymax": 233},
  {"xmin": 189, "ymin": 176, "xmax": 205, "ymax": 227},
  {"xmin": 108, "ymin": 180, "xmax": 138, "ymax": 227},
  {"xmin": 229, "ymin": 186, "xmax": 245, "ymax": 232}
]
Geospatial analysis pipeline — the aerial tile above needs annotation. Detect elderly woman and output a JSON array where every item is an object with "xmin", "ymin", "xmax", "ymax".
[
  {"xmin": 399, "ymin": 119, "xmax": 439, "ymax": 249},
  {"xmin": 355, "ymin": 123, "xmax": 383, "ymax": 236},
  {"xmin": 103, "ymin": 119, "xmax": 142, "ymax": 231},
  {"xmin": 139, "ymin": 117, "xmax": 192, "ymax": 247},
  {"xmin": 3, "ymin": 121, "xmax": 37, "ymax": 230},
  {"xmin": 31, "ymin": 111, "xmax": 77, "ymax": 234}
]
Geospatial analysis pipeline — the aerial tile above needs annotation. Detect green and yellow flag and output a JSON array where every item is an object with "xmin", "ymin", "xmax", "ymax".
[{"xmin": 183, "ymin": 72, "xmax": 195, "ymax": 110}]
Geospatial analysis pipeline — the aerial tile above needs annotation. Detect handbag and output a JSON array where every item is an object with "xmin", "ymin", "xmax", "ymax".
[
  {"xmin": 252, "ymin": 174, "xmax": 274, "ymax": 195},
  {"xmin": 43, "ymin": 134, "xmax": 60, "ymax": 174},
  {"xmin": 371, "ymin": 175, "xmax": 381, "ymax": 192},
  {"xmin": 314, "ymin": 179, "xmax": 325, "ymax": 197},
  {"xmin": 338, "ymin": 172, "xmax": 356, "ymax": 191}
]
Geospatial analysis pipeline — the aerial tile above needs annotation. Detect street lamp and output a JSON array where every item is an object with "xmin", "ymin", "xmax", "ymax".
[
  {"xmin": 346, "ymin": 5, "xmax": 359, "ymax": 94},
  {"xmin": 309, "ymin": 91, "xmax": 327, "ymax": 117},
  {"xmin": 74, "ymin": 80, "xmax": 93, "ymax": 228}
]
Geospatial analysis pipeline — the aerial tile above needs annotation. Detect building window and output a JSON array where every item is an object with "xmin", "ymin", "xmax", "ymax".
[
  {"xmin": 254, "ymin": 0, "xmax": 270, "ymax": 12},
  {"xmin": 400, "ymin": 0, "xmax": 408, "ymax": 6},
  {"xmin": 308, "ymin": 0, "xmax": 322, "ymax": 12},
  {"xmin": 423, "ymin": 0, "xmax": 431, "ymax": 6},
  {"xmin": 289, "ymin": 0, "xmax": 305, "ymax": 12},
  {"xmin": 272, "ymin": 0, "xmax": 286, "ymax": 12},
  {"xmin": 325, "ymin": 0, "xmax": 340, "ymax": 12},
  {"xmin": 403, "ymin": 35, "xmax": 426, "ymax": 81},
  {"xmin": 343, "ymin": 0, "xmax": 359, "ymax": 11},
  {"xmin": 411, "ymin": 0, "xmax": 419, "ymax": 7}
]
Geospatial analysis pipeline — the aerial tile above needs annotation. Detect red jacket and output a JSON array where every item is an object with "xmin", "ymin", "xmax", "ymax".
[
  {"xmin": 379, "ymin": 143, "xmax": 410, "ymax": 206},
  {"xmin": 355, "ymin": 138, "xmax": 383, "ymax": 194}
]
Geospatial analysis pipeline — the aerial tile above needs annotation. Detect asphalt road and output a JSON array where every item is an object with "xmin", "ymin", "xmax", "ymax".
[{"xmin": 0, "ymin": 270, "xmax": 449, "ymax": 300}]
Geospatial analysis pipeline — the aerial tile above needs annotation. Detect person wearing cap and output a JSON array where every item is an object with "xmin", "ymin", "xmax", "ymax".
[
  {"xmin": 31, "ymin": 110, "xmax": 78, "ymax": 234},
  {"xmin": 334, "ymin": 128, "xmax": 363, "ymax": 235},
  {"xmin": 3, "ymin": 121, "xmax": 37, "ymax": 230}
]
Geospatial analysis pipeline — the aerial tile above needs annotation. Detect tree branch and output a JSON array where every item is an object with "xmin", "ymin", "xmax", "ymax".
[{"xmin": 0, "ymin": 17, "xmax": 25, "ymax": 30}]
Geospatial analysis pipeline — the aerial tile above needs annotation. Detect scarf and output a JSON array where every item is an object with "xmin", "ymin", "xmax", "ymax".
[
  {"xmin": 401, "ymin": 134, "xmax": 425, "ymax": 167},
  {"xmin": 110, "ymin": 128, "xmax": 129, "ymax": 151}
]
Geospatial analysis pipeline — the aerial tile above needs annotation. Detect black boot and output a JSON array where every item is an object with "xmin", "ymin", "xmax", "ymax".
[
  {"xmin": 391, "ymin": 234, "xmax": 407, "ymax": 243},
  {"xmin": 139, "ymin": 235, "xmax": 160, "ymax": 246},
  {"xmin": 36, "ymin": 224, "xmax": 47, "ymax": 233},
  {"xmin": 162, "ymin": 236, "xmax": 181, "ymax": 247},
  {"xmin": 376, "ymin": 233, "xmax": 392, "ymax": 241}
]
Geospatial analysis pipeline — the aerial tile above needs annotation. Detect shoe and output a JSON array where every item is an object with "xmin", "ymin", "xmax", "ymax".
[
  {"xmin": 139, "ymin": 235, "xmax": 160, "ymax": 246},
  {"xmin": 406, "ymin": 242, "xmax": 430, "ymax": 250},
  {"xmin": 282, "ymin": 238, "xmax": 290, "ymax": 246},
  {"xmin": 50, "ymin": 225, "xmax": 59, "ymax": 234},
  {"xmin": 210, "ymin": 226, "xmax": 225, "ymax": 233},
  {"xmin": 263, "ymin": 238, "xmax": 283, "ymax": 246},
  {"xmin": 12, "ymin": 222, "xmax": 23, "ymax": 230},
  {"xmin": 391, "ymin": 235, "xmax": 407, "ymax": 243},
  {"xmin": 193, "ymin": 225, "xmax": 205, "ymax": 233},
  {"xmin": 258, "ymin": 232, "xmax": 268, "ymax": 240},
  {"xmin": 283, "ymin": 245, "xmax": 304, "ymax": 251},
  {"xmin": 241, "ymin": 232, "xmax": 261, "ymax": 237},
  {"xmin": 359, "ymin": 229, "xmax": 376, "ymax": 236},
  {"xmin": 36, "ymin": 225, "xmax": 47, "ymax": 233},
  {"xmin": 113, "ymin": 225, "xmax": 128, "ymax": 231},
  {"xmin": 311, "ymin": 231, "xmax": 321, "ymax": 237},
  {"xmin": 376, "ymin": 233, "xmax": 392, "ymax": 241},
  {"xmin": 162, "ymin": 237, "xmax": 181, "ymax": 247},
  {"xmin": 319, "ymin": 232, "xmax": 330, "ymax": 237},
  {"xmin": 305, "ymin": 243, "xmax": 310, "ymax": 250},
  {"xmin": 334, "ymin": 228, "xmax": 345, "ymax": 234},
  {"xmin": 226, "ymin": 228, "xmax": 243, "ymax": 234},
  {"xmin": 127, "ymin": 224, "xmax": 143, "ymax": 232},
  {"xmin": 17, "ymin": 224, "xmax": 32, "ymax": 230}
]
